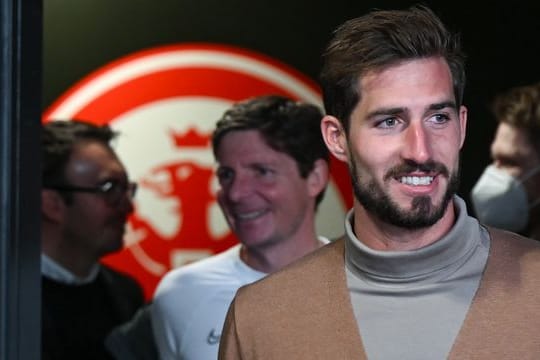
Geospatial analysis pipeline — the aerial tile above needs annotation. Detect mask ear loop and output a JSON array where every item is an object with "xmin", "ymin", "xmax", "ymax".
[{"xmin": 519, "ymin": 164, "xmax": 540, "ymax": 183}]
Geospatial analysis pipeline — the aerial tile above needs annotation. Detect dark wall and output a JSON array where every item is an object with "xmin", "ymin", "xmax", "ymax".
[
  {"xmin": 2, "ymin": 0, "xmax": 42, "ymax": 358},
  {"xmin": 44, "ymin": 0, "xmax": 540, "ymax": 207}
]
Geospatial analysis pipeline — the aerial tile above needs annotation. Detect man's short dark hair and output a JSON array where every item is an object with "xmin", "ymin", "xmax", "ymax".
[
  {"xmin": 212, "ymin": 95, "xmax": 329, "ymax": 205},
  {"xmin": 320, "ymin": 5, "xmax": 466, "ymax": 133},
  {"xmin": 42, "ymin": 120, "xmax": 117, "ymax": 201},
  {"xmin": 491, "ymin": 81, "xmax": 540, "ymax": 155}
]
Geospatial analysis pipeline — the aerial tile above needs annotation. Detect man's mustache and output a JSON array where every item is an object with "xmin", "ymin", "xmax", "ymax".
[{"xmin": 384, "ymin": 159, "xmax": 449, "ymax": 181}]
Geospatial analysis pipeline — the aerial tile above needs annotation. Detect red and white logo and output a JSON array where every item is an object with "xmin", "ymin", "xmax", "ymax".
[{"xmin": 44, "ymin": 43, "xmax": 351, "ymax": 299}]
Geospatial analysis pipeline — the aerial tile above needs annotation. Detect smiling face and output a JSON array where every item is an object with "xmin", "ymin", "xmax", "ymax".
[
  {"xmin": 215, "ymin": 130, "xmax": 319, "ymax": 250},
  {"xmin": 324, "ymin": 57, "xmax": 467, "ymax": 229}
]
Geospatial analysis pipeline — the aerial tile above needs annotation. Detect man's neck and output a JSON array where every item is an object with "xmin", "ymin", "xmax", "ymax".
[
  {"xmin": 41, "ymin": 253, "xmax": 100, "ymax": 284},
  {"xmin": 240, "ymin": 230, "xmax": 325, "ymax": 274},
  {"xmin": 352, "ymin": 200, "xmax": 457, "ymax": 251},
  {"xmin": 41, "ymin": 242, "xmax": 98, "ymax": 278}
]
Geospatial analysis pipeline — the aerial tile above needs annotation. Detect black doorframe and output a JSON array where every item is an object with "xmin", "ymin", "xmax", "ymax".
[{"xmin": 0, "ymin": 0, "xmax": 42, "ymax": 358}]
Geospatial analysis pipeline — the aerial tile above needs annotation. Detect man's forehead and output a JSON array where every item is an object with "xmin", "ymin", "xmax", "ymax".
[
  {"xmin": 354, "ymin": 58, "xmax": 456, "ymax": 114},
  {"xmin": 219, "ymin": 130, "xmax": 281, "ymax": 156},
  {"xmin": 67, "ymin": 141, "xmax": 125, "ymax": 177},
  {"xmin": 492, "ymin": 123, "xmax": 539, "ymax": 162},
  {"xmin": 493, "ymin": 123, "xmax": 530, "ymax": 148},
  {"xmin": 218, "ymin": 150, "xmax": 286, "ymax": 167}
]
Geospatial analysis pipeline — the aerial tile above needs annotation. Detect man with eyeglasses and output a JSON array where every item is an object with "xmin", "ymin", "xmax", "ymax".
[{"xmin": 41, "ymin": 120, "xmax": 144, "ymax": 360}]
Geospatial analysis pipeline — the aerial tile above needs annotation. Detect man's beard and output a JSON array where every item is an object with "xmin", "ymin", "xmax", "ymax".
[{"xmin": 350, "ymin": 158, "xmax": 460, "ymax": 229}]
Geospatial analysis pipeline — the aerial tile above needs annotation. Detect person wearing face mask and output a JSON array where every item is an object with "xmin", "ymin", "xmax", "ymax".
[
  {"xmin": 471, "ymin": 81, "xmax": 540, "ymax": 239},
  {"xmin": 218, "ymin": 7, "xmax": 540, "ymax": 359}
]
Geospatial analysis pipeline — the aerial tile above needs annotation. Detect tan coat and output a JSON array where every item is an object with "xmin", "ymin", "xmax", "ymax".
[{"xmin": 219, "ymin": 228, "xmax": 540, "ymax": 359}]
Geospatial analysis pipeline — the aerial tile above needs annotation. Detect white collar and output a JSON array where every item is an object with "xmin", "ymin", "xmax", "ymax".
[{"xmin": 41, "ymin": 253, "xmax": 100, "ymax": 285}]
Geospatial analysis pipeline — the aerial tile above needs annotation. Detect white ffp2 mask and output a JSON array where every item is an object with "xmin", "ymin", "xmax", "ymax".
[{"xmin": 471, "ymin": 164, "xmax": 540, "ymax": 232}]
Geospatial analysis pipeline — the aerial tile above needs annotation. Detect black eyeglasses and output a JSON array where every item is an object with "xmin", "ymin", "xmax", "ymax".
[{"xmin": 46, "ymin": 180, "xmax": 137, "ymax": 206}]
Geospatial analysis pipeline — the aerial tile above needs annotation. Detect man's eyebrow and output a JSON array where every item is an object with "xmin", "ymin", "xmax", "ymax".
[
  {"xmin": 364, "ymin": 101, "xmax": 457, "ymax": 120},
  {"xmin": 365, "ymin": 107, "xmax": 406, "ymax": 119},
  {"xmin": 99, "ymin": 172, "xmax": 128, "ymax": 182},
  {"xmin": 428, "ymin": 101, "xmax": 457, "ymax": 111},
  {"xmin": 249, "ymin": 160, "xmax": 279, "ymax": 168}
]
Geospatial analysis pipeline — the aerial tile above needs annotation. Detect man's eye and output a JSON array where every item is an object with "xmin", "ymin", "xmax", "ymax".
[
  {"xmin": 217, "ymin": 169, "xmax": 233, "ymax": 183},
  {"xmin": 255, "ymin": 166, "xmax": 273, "ymax": 177},
  {"xmin": 376, "ymin": 117, "xmax": 398, "ymax": 128},
  {"xmin": 431, "ymin": 113, "xmax": 450, "ymax": 124},
  {"xmin": 100, "ymin": 180, "xmax": 126, "ymax": 194},
  {"xmin": 99, "ymin": 181, "xmax": 115, "ymax": 193}
]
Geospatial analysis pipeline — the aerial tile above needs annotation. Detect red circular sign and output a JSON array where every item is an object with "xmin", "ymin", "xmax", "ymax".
[{"xmin": 44, "ymin": 43, "xmax": 352, "ymax": 299}]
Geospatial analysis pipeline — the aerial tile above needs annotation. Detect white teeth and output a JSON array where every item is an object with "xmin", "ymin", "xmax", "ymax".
[
  {"xmin": 400, "ymin": 176, "xmax": 433, "ymax": 186},
  {"xmin": 236, "ymin": 210, "xmax": 266, "ymax": 221}
]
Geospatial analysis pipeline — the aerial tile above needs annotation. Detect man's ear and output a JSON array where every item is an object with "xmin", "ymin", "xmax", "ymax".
[
  {"xmin": 321, "ymin": 115, "xmax": 348, "ymax": 162},
  {"xmin": 42, "ymin": 189, "xmax": 66, "ymax": 223},
  {"xmin": 306, "ymin": 159, "xmax": 330, "ymax": 199},
  {"xmin": 458, "ymin": 105, "xmax": 468, "ymax": 149}
]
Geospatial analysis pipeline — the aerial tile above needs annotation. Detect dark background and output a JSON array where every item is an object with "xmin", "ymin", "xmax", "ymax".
[{"xmin": 43, "ymin": 0, "xmax": 540, "ymax": 208}]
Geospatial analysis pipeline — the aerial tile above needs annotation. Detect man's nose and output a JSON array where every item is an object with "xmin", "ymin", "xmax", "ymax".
[
  {"xmin": 225, "ymin": 174, "xmax": 253, "ymax": 202},
  {"xmin": 117, "ymin": 191, "xmax": 135, "ymax": 214},
  {"xmin": 401, "ymin": 121, "xmax": 432, "ymax": 164}
]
